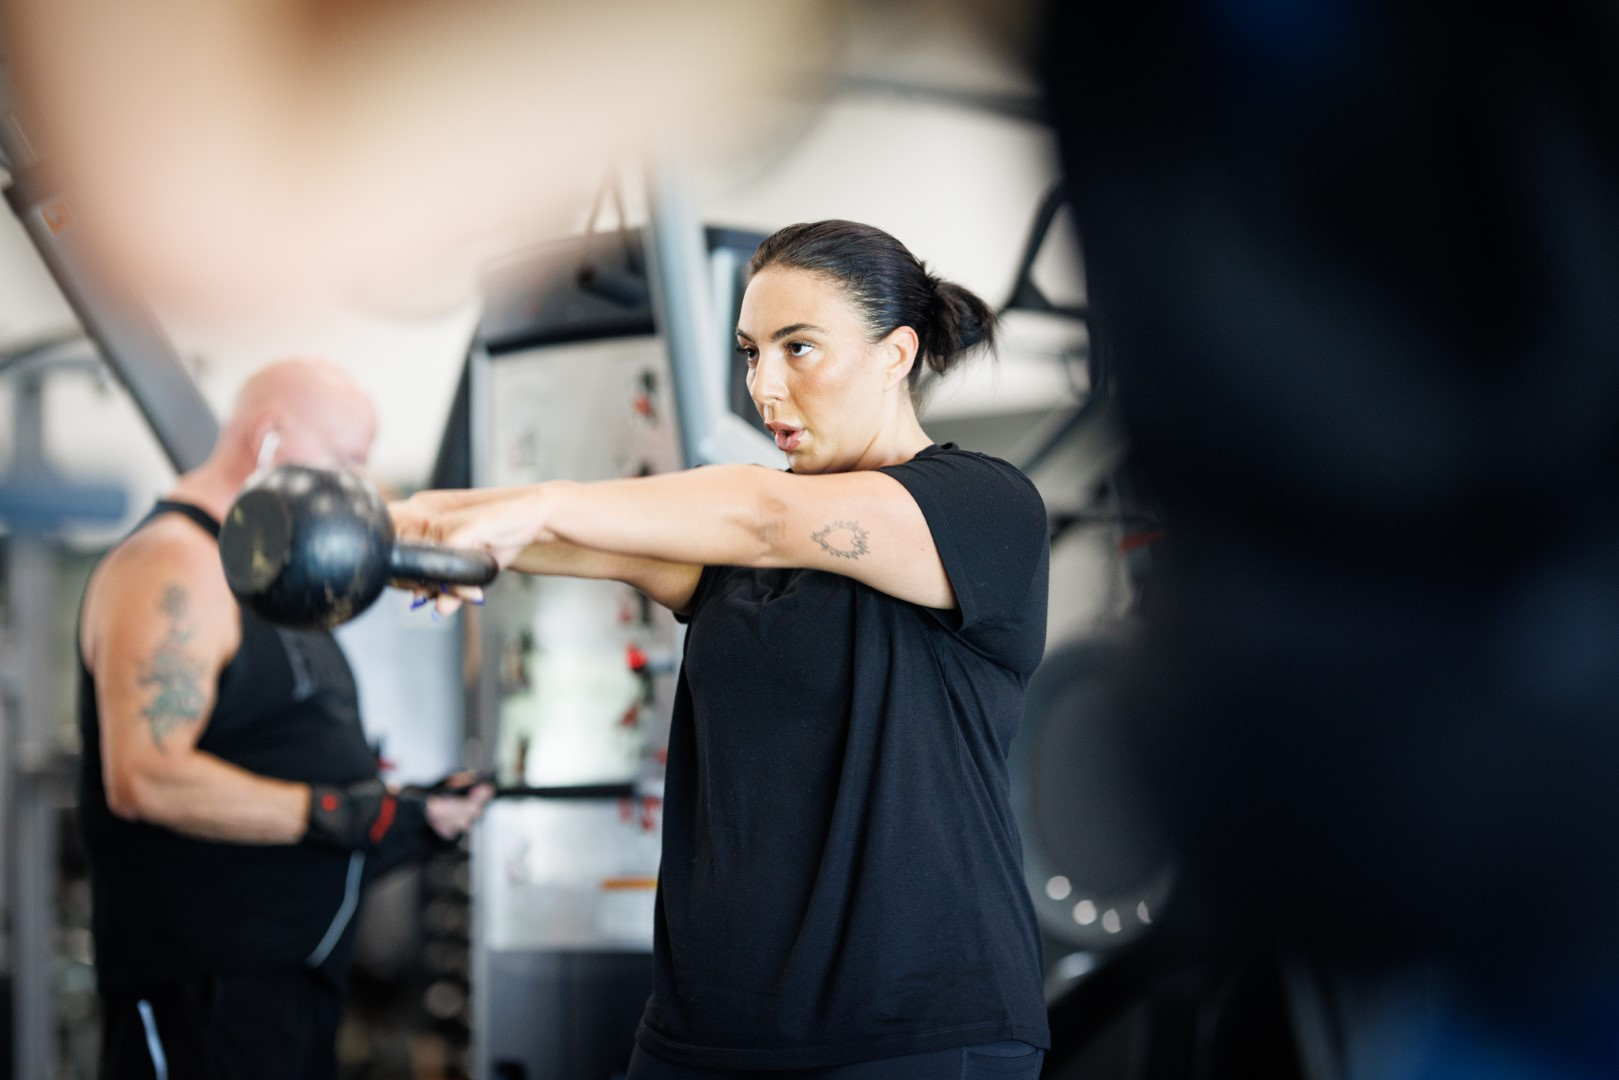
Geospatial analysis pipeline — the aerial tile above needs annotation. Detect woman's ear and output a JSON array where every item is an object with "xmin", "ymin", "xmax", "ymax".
[{"xmin": 881, "ymin": 325, "xmax": 920, "ymax": 391}]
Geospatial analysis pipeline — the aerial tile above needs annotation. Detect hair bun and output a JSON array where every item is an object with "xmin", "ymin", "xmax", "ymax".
[{"xmin": 923, "ymin": 273, "xmax": 997, "ymax": 376}]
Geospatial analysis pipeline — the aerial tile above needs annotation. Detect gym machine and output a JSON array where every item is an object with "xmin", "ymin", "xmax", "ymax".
[{"xmin": 432, "ymin": 172, "xmax": 771, "ymax": 1080}]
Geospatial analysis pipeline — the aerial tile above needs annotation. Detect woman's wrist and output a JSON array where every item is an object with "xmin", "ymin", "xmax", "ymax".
[
  {"xmin": 516, "ymin": 483, "xmax": 562, "ymax": 547},
  {"xmin": 495, "ymin": 480, "xmax": 584, "ymax": 554}
]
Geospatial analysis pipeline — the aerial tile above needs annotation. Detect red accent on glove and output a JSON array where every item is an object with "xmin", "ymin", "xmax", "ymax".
[{"xmin": 369, "ymin": 793, "xmax": 398, "ymax": 843}]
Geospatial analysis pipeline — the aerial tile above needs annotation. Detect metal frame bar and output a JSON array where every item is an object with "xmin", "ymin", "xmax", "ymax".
[
  {"xmin": 1003, "ymin": 183, "xmax": 1088, "ymax": 322},
  {"xmin": 467, "ymin": 337, "xmax": 496, "ymax": 1080},
  {"xmin": 3, "ymin": 369, "xmax": 60, "ymax": 1080},
  {"xmin": 0, "ymin": 111, "xmax": 218, "ymax": 473}
]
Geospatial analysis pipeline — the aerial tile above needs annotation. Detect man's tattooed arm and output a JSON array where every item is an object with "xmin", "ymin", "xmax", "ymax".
[
  {"xmin": 135, "ymin": 584, "xmax": 208, "ymax": 750},
  {"xmin": 811, "ymin": 520, "xmax": 870, "ymax": 560}
]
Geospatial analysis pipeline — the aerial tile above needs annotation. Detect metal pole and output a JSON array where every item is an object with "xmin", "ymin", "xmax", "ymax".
[
  {"xmin": 0, "ymin": 544, "xmax": 8, "ymax": 1032},
  {"xmin": 5, "ymin": 368, "xmax": 60, "ymax": 1080},
  {"xmin": 0, "ymin": 107, "xmax": 218, "ymax": 473},
  {"xmin": 468, "ymin": 338, "xmax": 494, "ymax": 1080},
  {"xmin": 642, "ymin": 162, "xmax": 776, "ymax": 468}
]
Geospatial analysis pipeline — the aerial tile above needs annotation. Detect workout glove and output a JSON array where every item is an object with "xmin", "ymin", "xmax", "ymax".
[{"xmin": 303, "ymin": 778, "xmax": 429, "ymax": 850}]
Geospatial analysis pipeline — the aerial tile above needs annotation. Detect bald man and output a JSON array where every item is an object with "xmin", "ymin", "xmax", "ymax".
[{"xmin": 76, "ymin": 358, "xmax": 491, "ymax": 1080}]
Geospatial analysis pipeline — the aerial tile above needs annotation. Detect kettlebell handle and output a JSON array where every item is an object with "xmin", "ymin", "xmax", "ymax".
[
  {"xmin": 219, "ymin": 463, "xmax": 502, "ymax": 629},
  {"xmin": 389, "ymin": 543, "xmax": 499, "ymax": 588}
]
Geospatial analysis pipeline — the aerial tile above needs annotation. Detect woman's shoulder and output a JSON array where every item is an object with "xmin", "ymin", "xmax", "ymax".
[{"xmin": 884, "ymin": 443, "xmax": 1045, "ymax": 511}]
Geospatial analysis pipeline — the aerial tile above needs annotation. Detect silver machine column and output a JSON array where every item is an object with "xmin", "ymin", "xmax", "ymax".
[
  {"xmin": 643, "ymin": 161, "xmax": 778, "ymax": 470},
  {"xmin": 0, "ymin": 344, "xmax": 128, "ymax": 1080},
  {"xmin": 4, "ymin": 366, "xmax": 63, "ymax": 1080}
]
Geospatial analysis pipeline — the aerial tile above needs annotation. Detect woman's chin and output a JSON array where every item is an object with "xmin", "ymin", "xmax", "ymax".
[{"xmin": 786, "ymin": 448, "xmax": 822, "ymax": 474}]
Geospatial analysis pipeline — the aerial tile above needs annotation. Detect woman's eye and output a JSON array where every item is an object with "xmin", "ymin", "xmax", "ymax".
[
  {"xmin": 786, "ymin": 341, "xmax": 814, "ymax": 358},
  {"xmin": 735, "ymin": 343, "xmax": 758, "ymax": 366}
]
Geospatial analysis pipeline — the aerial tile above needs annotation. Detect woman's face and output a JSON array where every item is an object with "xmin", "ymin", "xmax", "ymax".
[{"xmin": 736, "ymin": 266, "xmax": 905, "ymax": 474}]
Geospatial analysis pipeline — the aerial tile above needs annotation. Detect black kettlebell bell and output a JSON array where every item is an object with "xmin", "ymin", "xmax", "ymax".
[{"xmin": 219, "ymin": 465, "xmax": 498, "ymax": 630}]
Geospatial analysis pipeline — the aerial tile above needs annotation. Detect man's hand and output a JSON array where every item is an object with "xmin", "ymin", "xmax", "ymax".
[
  {"xmin": 305, "ymin": 774, "xmax": 493, "ymax": 848},
  {"xmin": 425, "ymin": 781, "xmax": 495, "ymax": 841}
]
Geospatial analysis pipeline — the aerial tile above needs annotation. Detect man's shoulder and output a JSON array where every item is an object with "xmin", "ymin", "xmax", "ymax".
[
  {"xmin": 95, "ymin": 518, "xmax": 223, "ymax": 595},
  {"xmin": 82, "ymin": 517, "xmax": 238, "ymax": 663}
]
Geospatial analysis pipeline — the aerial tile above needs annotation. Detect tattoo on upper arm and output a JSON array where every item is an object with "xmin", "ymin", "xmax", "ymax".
[
  {"xmin": 811, "ymin": 520, "xmax": 870, "ymax": 560},
  {"xmin": 136, "ymin": 585, "xmax": 207, "ymax": 749}
]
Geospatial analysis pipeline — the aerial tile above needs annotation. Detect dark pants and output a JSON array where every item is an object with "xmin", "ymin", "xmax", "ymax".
[
  {"xmin": 100, "ymin": 971, "xmax": 343, "ymax": 1080},
  {"xmin": 627, "ymin": 1041, "xmax": 1045, "ymax": 1080}
]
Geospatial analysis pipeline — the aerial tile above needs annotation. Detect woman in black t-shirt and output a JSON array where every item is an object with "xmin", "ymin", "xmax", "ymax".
[{"xmin": 395, "ymin": 220, "xmax": 1051, "ymax": 1079}]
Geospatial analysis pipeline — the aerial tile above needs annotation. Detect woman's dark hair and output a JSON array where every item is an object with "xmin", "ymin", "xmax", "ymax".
[{"xmin": 748, "ymin": 220, "xmax": 996, "ymax": 399}]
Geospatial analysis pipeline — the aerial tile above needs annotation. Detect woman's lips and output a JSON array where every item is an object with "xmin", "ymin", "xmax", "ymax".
[{"xmin": 774, "ymin": 427, "xmax": 804, "ymax": 452}]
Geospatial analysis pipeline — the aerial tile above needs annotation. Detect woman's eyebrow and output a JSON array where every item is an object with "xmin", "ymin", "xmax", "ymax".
[
  {"xmin": 768, "ymin": 322, "xmax": 828, "ymax": 342},
  {"xmin": 735, "ymin": 322, "xmax": 830, "ymax": 342}
]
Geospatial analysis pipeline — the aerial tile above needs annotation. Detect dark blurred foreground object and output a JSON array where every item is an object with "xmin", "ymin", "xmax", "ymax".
[
  {"xmin": 1042, "ymin": 0, "xmax": 1619, "ymax": 1074},
  {"xmin": 220, "ymin": 465, "xmax": 497, "ymax": 630}
]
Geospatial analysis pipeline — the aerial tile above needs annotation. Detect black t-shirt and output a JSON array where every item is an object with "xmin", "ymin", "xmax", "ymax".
[
  {"xmin": 637, "ymin": 445, "xmax": 1052, "ymax": 1070},
  {"xmin": 78, "ymin": 502, "xmax": 386, "ymax": 991}
]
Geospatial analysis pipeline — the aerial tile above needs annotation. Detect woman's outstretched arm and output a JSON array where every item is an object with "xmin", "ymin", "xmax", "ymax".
[
  {"xmin": 392, "ymin": 485, "xmax": 702, "ymax": 613},
  {"xmin": 392, "ymin": 464, "xmax": 953, "ymax": 612}
]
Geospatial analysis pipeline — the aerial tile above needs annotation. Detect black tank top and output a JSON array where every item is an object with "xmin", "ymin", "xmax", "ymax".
[{"xmin": 78, "ymin": 501, "xmax": 381, "ymax": 990}]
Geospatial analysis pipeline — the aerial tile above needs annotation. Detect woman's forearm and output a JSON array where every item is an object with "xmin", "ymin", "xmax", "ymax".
[
  {"xmin": 508, "ymin": 536, "xmax": 702, "ymax": 612},
  {"xmin": 401, "ymin": 467, "xmax": 782, "ymax": 581},
  {"xmin": 400, "ymin": 481, "xmax": 714, "ymax": 609},
  {"xmin": 539, "ymin": 466, "xmax": 776, "ymax": 567}
]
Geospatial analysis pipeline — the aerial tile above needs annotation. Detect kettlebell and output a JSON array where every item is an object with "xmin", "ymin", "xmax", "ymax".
[{"xmin": 219, "ymin": 465, "xmax": 498, "ymax": 630}]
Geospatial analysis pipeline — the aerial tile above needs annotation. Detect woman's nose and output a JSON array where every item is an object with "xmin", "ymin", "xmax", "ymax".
[{"xmin": 751, "ymin": 353, "xmax": 787, "ymax": 410}]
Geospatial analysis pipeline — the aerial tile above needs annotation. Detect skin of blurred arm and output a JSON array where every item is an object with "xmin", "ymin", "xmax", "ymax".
[{"xmin": 0, "ymin": 0, "xmax": 838, "ymax": 315}]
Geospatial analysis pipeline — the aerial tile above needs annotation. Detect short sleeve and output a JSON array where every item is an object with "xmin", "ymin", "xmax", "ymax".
[
  {"xmin": 674, "ymin": 564, "xmax": 726, "ymax": 625},
  {"xmin": 880, "ymin": 448, "xmax": 1049, "ymax": 671}
]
